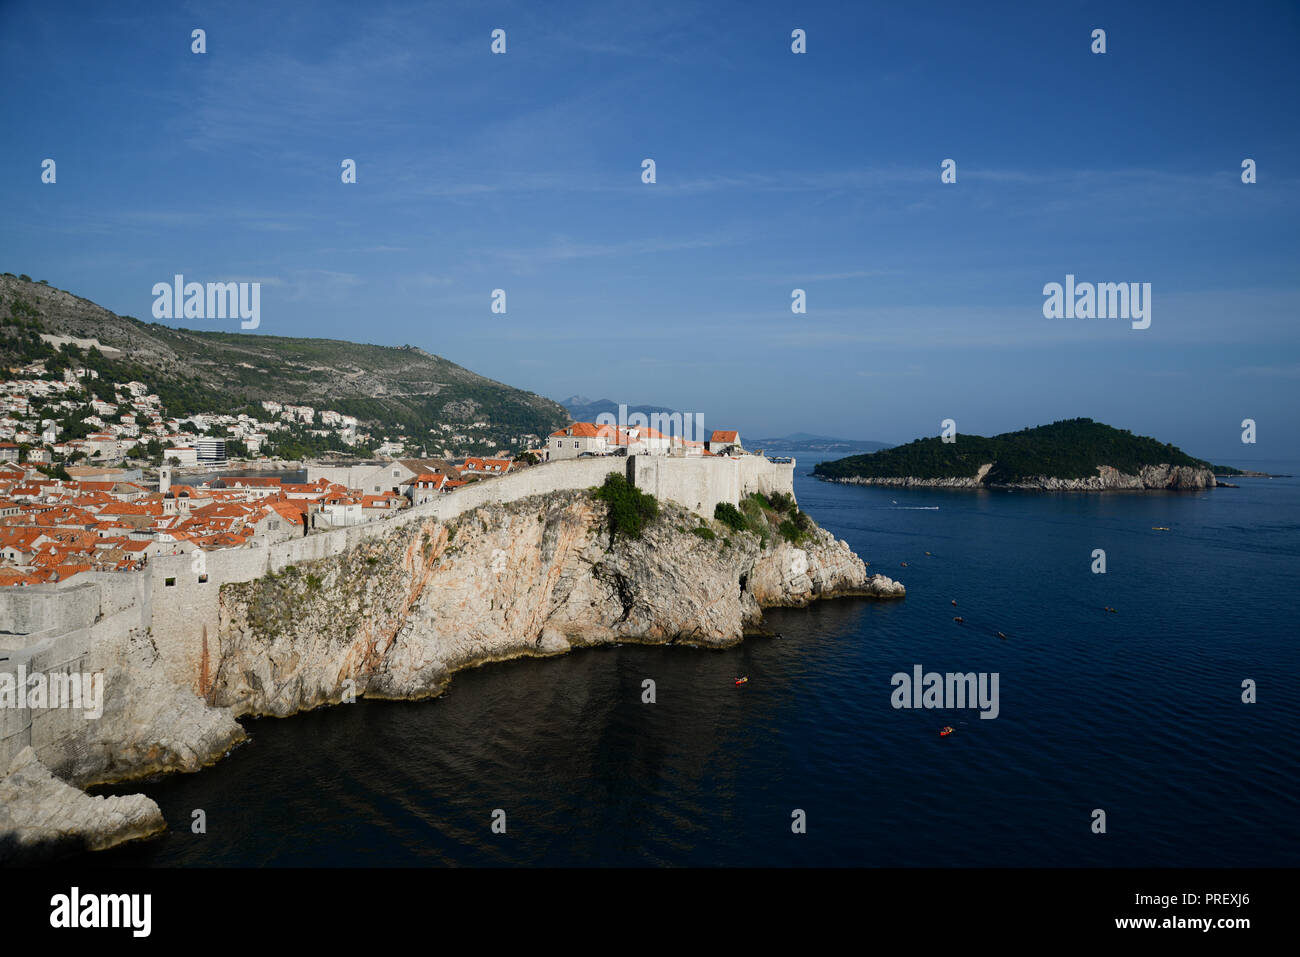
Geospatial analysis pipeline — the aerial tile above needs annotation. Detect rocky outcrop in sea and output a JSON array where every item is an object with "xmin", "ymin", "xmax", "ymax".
[
  {"xmin": 0, "ymin": 747, "xmax": 165, "ymax": 863},
  {"xmin": 823, "ymin": 463, "xmax": 1217, "ymax": 491}
]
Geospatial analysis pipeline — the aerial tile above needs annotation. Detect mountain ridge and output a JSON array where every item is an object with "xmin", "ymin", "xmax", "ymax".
[{"xmin": 0, "ymin": 273, "xmax": 569, "ymax": 450}]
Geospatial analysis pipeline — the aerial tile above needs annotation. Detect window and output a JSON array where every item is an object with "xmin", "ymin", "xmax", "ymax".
[
  {"xmin": 164, "ymin": 577, "xmax": 175, "ymax": 586},
  {"xmin": 393, "ymin": 469, "xmax": 400, "ymax": 477}
]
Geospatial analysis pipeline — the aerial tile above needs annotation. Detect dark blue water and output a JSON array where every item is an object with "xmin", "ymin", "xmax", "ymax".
[{"xmin": 91, "ymin": 455, "xmax": 1300, "ymax": 866}]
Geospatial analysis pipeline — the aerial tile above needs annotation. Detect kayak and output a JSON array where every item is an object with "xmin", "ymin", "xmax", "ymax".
[
  {"xmin": 940, "ymin": 726, "xmax": 955, "ymax": 736},
  {"xmin": 735, "ymin": 677, "xmax": 749, "ymax": 686}
]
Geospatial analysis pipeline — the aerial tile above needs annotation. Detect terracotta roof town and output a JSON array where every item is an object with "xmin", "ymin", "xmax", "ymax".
[
  {"xmin": 0, "ymin": 451, "xmax": 528, "ymax": 586},
  {"xmin": 0, "ymin": 417, "xmax": 755, "ymax": 588}
]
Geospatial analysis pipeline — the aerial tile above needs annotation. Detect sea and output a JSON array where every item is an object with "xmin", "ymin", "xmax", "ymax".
[{"xmin": 89, "ymin": 454, "xmax": 1300, "ymax": 867}]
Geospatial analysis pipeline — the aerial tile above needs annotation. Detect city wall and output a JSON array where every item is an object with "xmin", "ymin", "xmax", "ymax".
[{"xmin": 0, "ymin": 455, "xmax": 794, "ymax": 770}]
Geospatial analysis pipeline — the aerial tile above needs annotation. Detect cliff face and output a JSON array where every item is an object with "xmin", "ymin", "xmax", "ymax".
[
  {"xmin": 74, "ymin": 629, "xmax": 245, "ymax": 787},
  {"xmin": 824, "ymin": 463, "xmax": 1217, "ymax": 491},
  {"xmin": 211, "ymin": 491, "xmax": 901, "ymax": 718},
  {"xmin": 0, "ymin": 488, "xmax": 900, "ymax": 860}
]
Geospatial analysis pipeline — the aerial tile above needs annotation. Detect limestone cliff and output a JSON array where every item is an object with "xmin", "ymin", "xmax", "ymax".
[
  {"xmin": 0, "ymin": 488, "xmax": 900, "ymax": 860},
  {"xmin": 0, "ymin": 747, "xmax": 165, "ymax": 862},
  {"xmin": 210, "ymin": 491, "xmax": 902, "ymax": 718}
]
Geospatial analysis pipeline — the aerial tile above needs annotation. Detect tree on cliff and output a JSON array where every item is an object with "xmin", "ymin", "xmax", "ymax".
[{"xmin": 592, "ymin": 472, "xmax": 658, "ymax": 540}]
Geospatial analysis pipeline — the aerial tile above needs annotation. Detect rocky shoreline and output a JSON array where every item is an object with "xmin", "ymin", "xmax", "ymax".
[
  {"xmin": 0, "ymin": 747, "xmax": 167, "ymax": 863},
  {"xmin": 0, "ymin": 489, "xmax": 900, "ymax": 862},
  {"xmin": 821, "ymin": 463, "xmax": 1218, "ymax": 491}
]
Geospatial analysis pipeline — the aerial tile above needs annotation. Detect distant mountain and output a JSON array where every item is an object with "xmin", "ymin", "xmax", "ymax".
[
  {"xmin": 813, "ymin": 418, "xmax": 1224, "ymax": 489},
  {"xmin": 0, "ymin": 274, "xmax": 569, "ymax": 447},
  {"xmin": 749, "ymin": 433, "xmax": 891, "ymax": 454},
  {"xmin": 561, "ymin": 396, "xmax": 680, "ymax": 423},
  {"xmin": 777, "ymin": 432, "xmax": 838, "ymax": 442}
]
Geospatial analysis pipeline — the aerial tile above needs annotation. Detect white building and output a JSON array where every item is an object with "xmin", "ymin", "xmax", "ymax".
[
  {"xmin": 164, "ymin": 446, "xmax": 199, "ymax": 467},
  {"xmin": 196, "ymin": 438, "xmax": 228, "ymax": 466},
  {"xmin": 548, "ymin": 423, "xmax": 620, "ymax": 460}
]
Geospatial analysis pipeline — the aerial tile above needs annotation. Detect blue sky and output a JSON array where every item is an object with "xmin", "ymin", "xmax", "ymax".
[{"xmin": 2, "ymin": 0, "xmax": 1297, "ymax": 461}]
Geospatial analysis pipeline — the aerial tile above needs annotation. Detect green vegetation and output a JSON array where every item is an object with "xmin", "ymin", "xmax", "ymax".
[
  {"xmin": 265, "ymin": 564, "xmax": 299, "ymax": 583},
  {"xmin": 591, "ymin": 472, "xmax": 659, "ymax": 540},
  {"xmin": 0, "ymin": 277, "xmax": 571, "ymax": 451},
  {"xmin": 777, "ymin": 509, "xmax": 813, "ymax": 545},
  {"xmin": 738, "ymin": 494, "xmax": 765, "ymax": 523},
  {"xmin": 766, "ymin": 490, "xmax": 795, "ymax": 513},
  {"xmin": 139, "ymin": 330, "xmax": 567, "ymax": 442},
  {"xmin": 127, "ymin": 438, "xmax": 167, "ymax": 465},
  {"xmin": 813, "ymin": 418, "xmax": 1213, "ymax": 483},
  {"xmin": 713, "ymin": 501, "xmax": 747, "ymax": 532},
  {"xmin": 690, "ymin": 524, "xmax": 717, "ymax": 541},
  {"xmin": 1, "ymin": 292, "xmax": 229, "ymax": 415},
  {"xmin": 264, "ymin": 426, "xmax": 372, "ymax": 461},
  {"xmin": 32, "ymin": 462, "xmax": 72, "ymax": 481},
  {"xmin": 707, "ymin": 494, "xmax": 811, "ymax": 546},
  {"xmin": 721, "ymin": 491, "xmax": 813, "ymax": 547}
]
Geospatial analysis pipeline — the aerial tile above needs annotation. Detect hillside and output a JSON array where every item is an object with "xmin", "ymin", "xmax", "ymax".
[
  {"xmin": 0, "ymin": 274, "xmax": 568, "ymax": 451},
  {"xmin": 813, "ymin": 419, "xmax": 1219, "ymax": 487}
]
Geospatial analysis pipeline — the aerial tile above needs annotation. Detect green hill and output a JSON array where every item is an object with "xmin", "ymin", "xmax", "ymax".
[
  {"xmin": 0, "ymin": 274, "xmax": 568, "ymax": 451},
  {"xmin": 813, "ymin": 419, "xmax": 1214, "ymax": 483}
]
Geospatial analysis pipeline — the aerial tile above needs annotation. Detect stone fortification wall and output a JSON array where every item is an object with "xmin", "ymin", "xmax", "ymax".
[{"xmin": 1, "ymin": 454, "xmax": 798, "ymax": 765}]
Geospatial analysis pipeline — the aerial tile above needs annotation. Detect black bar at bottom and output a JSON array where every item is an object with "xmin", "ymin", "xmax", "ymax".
[{"xmin": 0, "ymin": 867, "xmax": 1279, "ymax": 942}]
